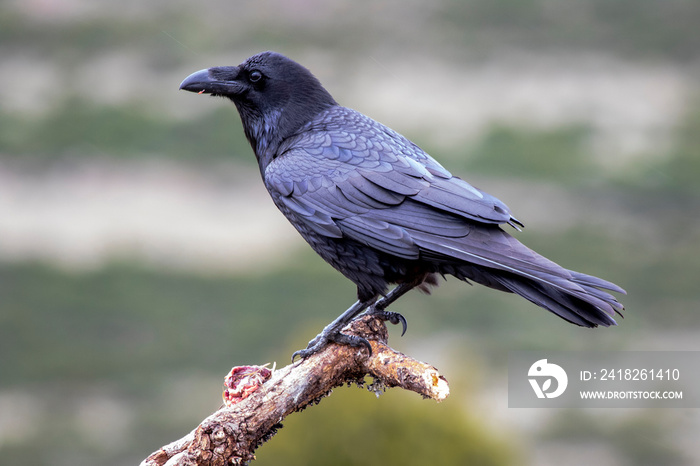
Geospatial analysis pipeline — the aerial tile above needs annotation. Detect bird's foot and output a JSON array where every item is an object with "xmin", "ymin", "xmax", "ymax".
[
  {"xmin": 365, "ymin": 307, "xmax": 408, "ymax": 336},
  {"xmin": 291, "ymin": 299, "xmax": 376, "ymax": 361},
  {"xmin": 292, "ymin": 330, "xmax": 371, "ymax": 362}
]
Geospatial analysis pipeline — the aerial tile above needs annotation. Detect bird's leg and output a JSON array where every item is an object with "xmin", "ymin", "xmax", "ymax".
[
  {"xmin": 292, "ymin": 297, "xmax": 376, "ymax": 361},
  {"xmin": 365, "ymin": 282, "xmax": 415, "ymax": 336}
]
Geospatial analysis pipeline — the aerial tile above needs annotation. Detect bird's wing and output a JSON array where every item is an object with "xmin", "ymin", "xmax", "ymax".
[
  {"xmin": 340, "ymin": 117, "xmax": 517, "ymax": 226},
  {"xmin": 266, "ymin": 106, "xmax": 517, "ymax": 231},
  {"xmin": 264, "ymin": 106, "xmax": 517, "ymax": 258},
  {"xmin": 267, "ymin": 141, "xmax": 557, "ymax": 280}
]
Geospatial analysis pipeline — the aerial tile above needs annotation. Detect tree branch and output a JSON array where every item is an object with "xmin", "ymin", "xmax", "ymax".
[{"xmin": 141, "ymin": 315, "xmax": 449, "ymax": 466}]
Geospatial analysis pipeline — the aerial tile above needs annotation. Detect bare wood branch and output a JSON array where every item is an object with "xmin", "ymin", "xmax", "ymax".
[{"xmin": 141, "ymin": 315, "xmax": 449, "ymax": 466}]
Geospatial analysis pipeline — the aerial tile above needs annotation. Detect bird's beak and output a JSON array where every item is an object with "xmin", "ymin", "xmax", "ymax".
[{"xmin": 179, "ymin": 66, "xmax": 244, "ymax": 96}]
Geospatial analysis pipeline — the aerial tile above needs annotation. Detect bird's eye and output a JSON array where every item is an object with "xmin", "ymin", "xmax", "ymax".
[{"xmin": 249, "ymin": 70, "xmax": 263, "ymax": 83}]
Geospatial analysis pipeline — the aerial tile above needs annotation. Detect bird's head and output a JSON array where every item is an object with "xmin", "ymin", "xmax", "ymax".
[{"xmin": 180, "ymin": 51, "xmax": 337, "ymax": 159}]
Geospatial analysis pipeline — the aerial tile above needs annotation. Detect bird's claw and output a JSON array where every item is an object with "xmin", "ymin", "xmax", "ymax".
[
  {"xmin": 291, "ymin": 331, "xmax": 372, "ymax": 362},
  {"xmin": 366, "ymin": 309, "xmax": 408, "ymax": 336}
]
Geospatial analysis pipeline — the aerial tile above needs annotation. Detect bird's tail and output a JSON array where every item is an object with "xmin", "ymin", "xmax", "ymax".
[
  {"xmin": 467, "ymin": 266, "xmax": 625, "ymax": 327},
  {"xmin": 412, "ymin": 229, "xmax": 626, "ymax": 327}
]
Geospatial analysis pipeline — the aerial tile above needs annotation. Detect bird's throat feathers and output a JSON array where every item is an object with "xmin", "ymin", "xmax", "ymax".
[
  {"xmin": 234, "ymin": 101, "xmax": 284, "ymax": 167},
  {"xmin": 235, "ymin": 98, "xmax": 335, "ymax": 172}
]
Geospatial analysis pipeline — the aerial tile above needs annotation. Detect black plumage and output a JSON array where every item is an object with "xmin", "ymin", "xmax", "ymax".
[{"xmin": 180, "ymin": 51, "xmax": 625, "ymax": 358}]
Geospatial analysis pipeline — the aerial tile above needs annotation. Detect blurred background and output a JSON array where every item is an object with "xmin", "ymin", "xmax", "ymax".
[{"xmin": 1, "ymin": 0, "xmax": 699, "ymax": 464}]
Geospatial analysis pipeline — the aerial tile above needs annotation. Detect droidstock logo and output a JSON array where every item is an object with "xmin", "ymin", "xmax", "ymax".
[{"xmin": 528, "ymin": 359, "xmax": 568, "ymax": 399}]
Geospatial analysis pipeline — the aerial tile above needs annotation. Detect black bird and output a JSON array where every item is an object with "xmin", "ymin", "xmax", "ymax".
[{"xmin": 180, "ymin": 51, "xmax": 625, "ymax": 359}]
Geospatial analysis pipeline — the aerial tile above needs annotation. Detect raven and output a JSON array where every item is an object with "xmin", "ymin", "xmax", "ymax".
[{"xmin": 180, "ymin": 51, "xmax": 625, "ymax": 359}]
